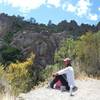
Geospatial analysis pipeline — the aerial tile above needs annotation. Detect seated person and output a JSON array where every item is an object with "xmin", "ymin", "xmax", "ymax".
[{"xmin": 50, "ymin": 58, "xmax": 77, "ymax": 95}]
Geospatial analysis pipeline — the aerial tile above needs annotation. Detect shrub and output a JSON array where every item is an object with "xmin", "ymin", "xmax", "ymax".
[
  {"xmin": 5, "ymin": 53, "xmax": 34, "ymax": 95},
  {"xmin": 0, "ymin": 64, "xmax": 4, "ymax": 78},
  {"xmin": 1, "ymin": 45, "xmax": 22, "ymax": 64},
  {"xmin": 75, "ymin": 32, "xmax": 100, "ymax": 76},
  {"xmin": 54, "ymin": 32, "xmax": 100, "ymax": 77},
  {"xmin": 0, "ymin": 64, "xmax": 5, "ymax": 94},
  {"xmin": 41, "ymin": 64, "xmax": 61, "ymax": 81},
  {"xmin": 54, "ymin": 38, "xmax": 76, "ymax": 67},
  {"xmin": 3, "ymin": 32, "xmax": 15, "ymax": 44}
]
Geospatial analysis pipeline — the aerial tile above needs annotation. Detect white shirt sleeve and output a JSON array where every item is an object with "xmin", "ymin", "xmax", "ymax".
[
  {"xmin": 66, "ymin": 67, "xmax": 75, "ymax": 88},
  {"xmin": 66, "ymin": 67, "xmax": 75, "ymax": 96},
  {"xmin": 57, "ymin": 67, "xmax": 68, "ymax": 75},
  {"xmin": 57, "ymin": 66, "xmax": 75, "ymax": 88}
]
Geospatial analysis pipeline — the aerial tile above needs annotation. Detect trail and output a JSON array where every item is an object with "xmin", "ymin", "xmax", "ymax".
[{"xmin": 17, "ymin": 79, "xmax": 100, "ymax": 100}]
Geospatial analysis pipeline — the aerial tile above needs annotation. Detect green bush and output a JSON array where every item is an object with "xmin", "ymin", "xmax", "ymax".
[
  {"xmin": 75, "ymin": 32, "xmax": 100, "ymax": 76},
  {"xmin": 54, "ymin": 38, "xmax": 75, "ymax": 67},
  {"xmin": 1, "ymin": 46, "xmax": 22, "ymax": 64},
  {"xmin": 0, "ymin": 64, "xmax": 4, "ymax": 79},
  {"xmin": 3, "ymin": 32, "xmax": 15, "ymax": 43},
  {"xmin": 54, "ymin": 32, "xmax": 100, "ymax": 77},
  {"xmin": 41, "ymin": 64, "xmax": 60, "ymax": 81}
]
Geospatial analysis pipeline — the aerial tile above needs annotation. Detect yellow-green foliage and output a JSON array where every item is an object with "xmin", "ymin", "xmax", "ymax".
[
  {"xmin": 0, "ymin": 64, "xmax": 6, "ymax": 94},
  {"xmin": 55, "ymin": 38, "xmax": 75, "ymax": 67},
  {"xmin": 54, "ymin": 31, "xmax": 100, "ymax": 77},
  {"xmin": 5, "ymin": 53, "xmax": 34, "ymax": 95},
  {"xmin": 42, "ymin": 64, "xmax": 60, "ymax": 81},
  {"xmin": 75, "ymin": 32, "xmax": 100, "ymax": 76},
  {"xmin": 0, "ymin": 64, "xmax": 4, "ymax": 78}
]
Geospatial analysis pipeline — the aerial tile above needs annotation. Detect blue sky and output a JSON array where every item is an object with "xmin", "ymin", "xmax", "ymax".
[{"xmin": 0, "ymin": 0, "xmax": 100, "ymax": 25}]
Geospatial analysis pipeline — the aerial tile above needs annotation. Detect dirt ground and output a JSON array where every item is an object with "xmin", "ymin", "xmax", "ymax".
[{"xmin": 17, "ymin": 79, "xmax": 100, "ymax": 100}]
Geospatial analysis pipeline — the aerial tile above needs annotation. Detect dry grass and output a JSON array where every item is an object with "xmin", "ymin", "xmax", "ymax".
[{"xmin": 75, "ymin": 71, "xmax": 100, "ymax": 80}]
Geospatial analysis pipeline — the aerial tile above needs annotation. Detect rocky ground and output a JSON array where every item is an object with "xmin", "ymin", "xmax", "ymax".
[{"xmin": 17, "ymin": 79, "xmax": 100, "ymax": 100}]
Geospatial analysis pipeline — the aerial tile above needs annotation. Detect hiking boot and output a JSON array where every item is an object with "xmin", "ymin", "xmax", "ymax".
[{"xmin": 73, "ymin": 86, "xmax": 78, "ymax": 92}]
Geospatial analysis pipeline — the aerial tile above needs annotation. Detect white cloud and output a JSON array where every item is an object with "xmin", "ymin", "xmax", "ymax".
[
  {"xmin": 76, "ymin": 0, "xmax": 91, "ymax": 16},
  {"xmin": 4, "ymin": 0, "xmax": 46, "ymax": 13},
  {"xmin": 66, "ymin": 0, "xmax": 91, "ymax": 16},
  {"xmin": 98, "ymin": 7, "xmax": 100, "ymax": 11},
  {"xmin": 89, "ymin": 14, "xmax": 98, "ymax": 21},
  {"xmin": 1, "ymin": 0, "xmax": 46, "ymax": 13},
  {"xmin": 67, "ymin": 4, "xmax": 76, "ymax": 12},
  {"xmin": 0, "ymin": 0, "xmax": 92, "ymax": 16},
  {"xmin": 0, "ymin": 0, "xmax": 99, "ymax": 21},
  {"xmin": 1, "ymin": 0, "xmax": 62, "ymax": 13},
  {"xmin": 65, "ymin": 0, "xmax": 98, "ymax": 21},
  {"xmin": 0, "ymin": 0, "xmax": 5, "ymax": 4},
  {"xmin": 46, "ymin": 0, "xmax": 61, "ymax": 8},
  {"xmin": 62, "ymin": 1, "xmax": 69, "ymax": 11},
  {"xmin": 62, "ymin": 3, "xmax": 66, "ymax": 10}
]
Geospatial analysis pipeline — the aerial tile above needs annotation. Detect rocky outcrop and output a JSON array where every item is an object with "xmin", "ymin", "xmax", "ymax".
[{"xmin": 11, "ymin": 30, "xmax": 67, "ymax": 68}]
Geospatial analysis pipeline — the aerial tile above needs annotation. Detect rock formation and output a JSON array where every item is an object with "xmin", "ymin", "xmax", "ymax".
[{"xmin": 11, "ymin": 30, "xmax": 67, "ymax": 68}]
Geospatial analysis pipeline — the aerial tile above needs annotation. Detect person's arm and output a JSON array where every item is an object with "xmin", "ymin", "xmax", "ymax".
[
  {"xmin": 57, "ymin": 68, "xmax": 67, "ymax": 75},
  {"xmin": 66, "ymin": 67, "xmax": 75, "ymax": 96}
]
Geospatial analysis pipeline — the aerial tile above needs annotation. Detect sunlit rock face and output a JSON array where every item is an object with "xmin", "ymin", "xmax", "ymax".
[{"xmin": 11, "ymin": 30, "xmax": 67, "ymax": 68}]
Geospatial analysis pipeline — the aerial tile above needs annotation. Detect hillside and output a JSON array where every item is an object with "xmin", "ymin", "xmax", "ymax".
[
  {"xmin": 0, "ymin": 13, "xmax": 100, "ymax": 68},
  {"xmin": 17, "ymin": 79, "xmax": 100, "ymax": 100}
]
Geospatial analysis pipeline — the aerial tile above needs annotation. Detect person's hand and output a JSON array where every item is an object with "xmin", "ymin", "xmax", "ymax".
[{"xmin": 52, "ymin": 73, "xmax": 58, "ymax": 77}]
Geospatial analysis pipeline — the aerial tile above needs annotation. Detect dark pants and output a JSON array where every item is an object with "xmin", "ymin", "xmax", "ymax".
[{"xmin": 50, "ymin": 74, "xmax": 70, "ymax": 90}]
